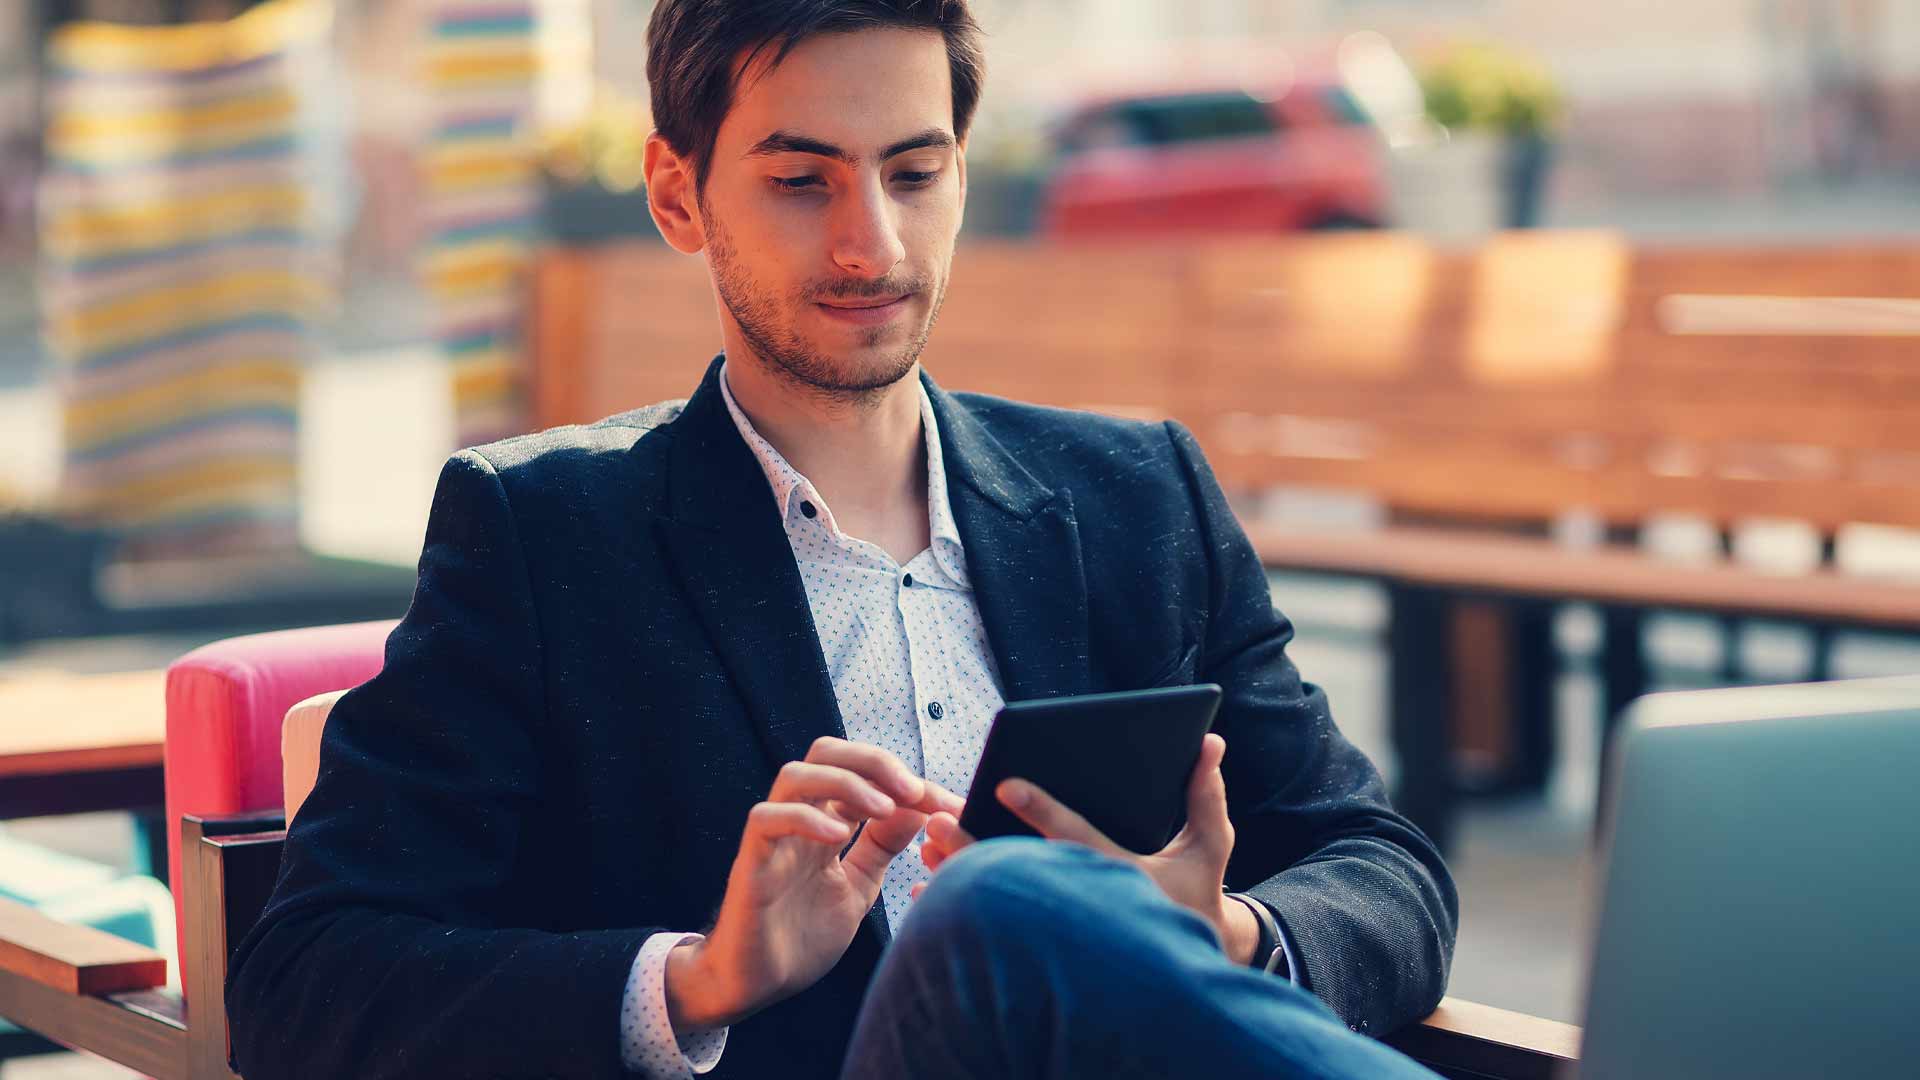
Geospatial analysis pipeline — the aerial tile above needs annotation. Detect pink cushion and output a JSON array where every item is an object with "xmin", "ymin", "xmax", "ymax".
[{"xmin": 163, "ymin": 619, "xmax": 396, "ymax": 995}]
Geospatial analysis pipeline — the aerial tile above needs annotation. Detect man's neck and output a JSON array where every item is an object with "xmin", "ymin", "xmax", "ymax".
[{"xmin": 722, "ymin": 352, "xmax": 930, "ymax": 560}]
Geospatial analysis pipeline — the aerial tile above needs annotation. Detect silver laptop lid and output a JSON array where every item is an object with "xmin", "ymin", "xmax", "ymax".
[{"xmin": 1578, "ymin": 677, "xmax": 1920, "ymax": 1080}]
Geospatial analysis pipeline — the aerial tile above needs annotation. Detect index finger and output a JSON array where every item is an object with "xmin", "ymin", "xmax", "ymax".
[
  {"xmin": 997, "ymin": 779, "xmax": 1124, "ymax": 857},
  {"xmin": 805, "ymin": 737, "xmax": 937, "ymax": 810},
  {"xmin": 924, "ymin": 782, "xmax": 965, "ymax": 818}
]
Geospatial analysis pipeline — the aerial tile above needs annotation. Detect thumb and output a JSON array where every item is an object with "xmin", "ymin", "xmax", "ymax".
[
  {"xmin": 1177, "ymin": 733, "xmax": 1232, "ymax": 857},
  {"xmin": 842, "ymin": 808, "xmax": 928, "ymax": 891}
]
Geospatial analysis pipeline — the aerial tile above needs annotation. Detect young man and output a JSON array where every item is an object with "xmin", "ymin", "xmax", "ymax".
[{"xmin": 226, "ymin": 2, "xmax": 1456, "ymax": 1077}]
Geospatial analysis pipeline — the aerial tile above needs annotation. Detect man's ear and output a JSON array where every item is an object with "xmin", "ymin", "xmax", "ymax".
[{"xmin": 644, "ymin": 132, "xmax": 706, "ymax": 255}]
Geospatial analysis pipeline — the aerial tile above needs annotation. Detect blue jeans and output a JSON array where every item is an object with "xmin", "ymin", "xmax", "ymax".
[{"xmin": 841, "ymin": 838, "xmax": 1438, "ymax": 1080}]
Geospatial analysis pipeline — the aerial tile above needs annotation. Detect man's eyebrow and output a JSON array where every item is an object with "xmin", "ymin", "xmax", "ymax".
[
  {"xmin": 744, "ymin": 127, "xmax": 956, "ymax": 166},
  {"xmin": 880, "ymin": 128, "xmax": 956, "ymax": 160},
  {"xmin": 745, "ymin": 130, "xmax": 858, "ymax": 165}
]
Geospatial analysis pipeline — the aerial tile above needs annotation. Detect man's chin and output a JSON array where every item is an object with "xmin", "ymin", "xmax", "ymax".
[
  {"xmin": 785, "ymin": 332, "xmax": 925, "ymax": 393},
  {"xmin": 818, "ymin": 354, "xmax": 920, "ymax": 394},
  {"xmin": 749, "ymin": 344, "xmax": 912, "ymax": 398}
]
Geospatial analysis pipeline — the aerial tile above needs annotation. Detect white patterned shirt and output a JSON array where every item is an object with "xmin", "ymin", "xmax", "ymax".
[{"xmin": 617, "ymin": 364, "xmax": 1006, "ymax": 1076}]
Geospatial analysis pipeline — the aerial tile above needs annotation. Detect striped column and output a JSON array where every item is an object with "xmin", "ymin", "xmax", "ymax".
[
  {"xmin": 39, "ymin": 0, "xmax": 332, "ymax": 563},
  {"xmin": 421, "ymin": 2, "xmax": 541, "ymax": 447}
]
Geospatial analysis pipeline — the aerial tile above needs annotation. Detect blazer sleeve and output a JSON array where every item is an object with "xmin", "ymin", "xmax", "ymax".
[
  {"xmin": 226, "ymin": 450, "xmax": 658, "ymax": 1079},
  {"xmin": 1163, "ymin": 421, "xmax": 1460, "ymax": 1037}
]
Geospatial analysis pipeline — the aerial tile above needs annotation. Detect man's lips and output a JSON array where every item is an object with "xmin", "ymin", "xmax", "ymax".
[{"xmin": 815, "ymin": 294, "xmax": 911, "ymax": 325}]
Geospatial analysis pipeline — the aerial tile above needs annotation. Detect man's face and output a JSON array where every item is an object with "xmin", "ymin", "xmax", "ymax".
[{"xmin": 695, "ymin": 28, "xmax": 966, "ymax": 399}]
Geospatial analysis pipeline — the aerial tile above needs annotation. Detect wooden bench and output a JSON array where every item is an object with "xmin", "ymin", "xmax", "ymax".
[{"xmin": 530, "ymin": 235, "xmax": 1920, "ymax": 848}]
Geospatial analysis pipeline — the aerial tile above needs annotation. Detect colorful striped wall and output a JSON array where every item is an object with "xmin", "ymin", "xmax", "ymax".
[
  {"xmin": 421, "ymin": 1, "xmax": 541, "ymax": 447},
  {"xmin": 39, "ymin": 0, "xmax": 332, "ymax": 563}
]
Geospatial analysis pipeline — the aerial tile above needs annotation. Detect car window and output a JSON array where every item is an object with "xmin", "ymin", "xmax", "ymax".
[
  {"xmin": 1058, "ymin": 108, "xmax": 1146, "ymax": 155},
  {"xmin": 1127, "ymin": 93, "xmax": 1279, "ymax": 146},
  {"xmin": 1321, "ymin": 86, "xmax": 1372, "ymax": 126}
]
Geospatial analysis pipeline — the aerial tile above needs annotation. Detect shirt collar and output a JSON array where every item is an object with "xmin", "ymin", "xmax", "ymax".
[{"xmin": 718, "ymin": 360, "xmax": 971, "ymax": 588}]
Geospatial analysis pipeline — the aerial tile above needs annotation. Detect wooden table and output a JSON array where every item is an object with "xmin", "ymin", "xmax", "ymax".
[{"xmin": 0, "ymin": 670, "xmax": 167, "ymax": 821}]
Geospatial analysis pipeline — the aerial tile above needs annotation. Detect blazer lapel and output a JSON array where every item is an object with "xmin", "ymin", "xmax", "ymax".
[
  {"xmin": 657, "ymin": 357, "xmax": 847, "ymax": 772},
  {"xmin": 924, "ymin": 373, "xmax": 1094, "ymax": 702}
]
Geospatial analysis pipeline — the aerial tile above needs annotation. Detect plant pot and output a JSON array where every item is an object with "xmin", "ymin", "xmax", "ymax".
[
  {"xmin": 1502, "ymin": 133, "xmax": 1555, "ymax": 230},
  {"xmin": 1383, "ymin": 131, "xmax": 1506, "ymax": 243},
  {"xmin": 1384, "ymin": 131, "xmax": 1557, "ymax": 240},
  {"xmin": 541, "ymin": 180, "xmax": 664, "ymax": 246},
  {"xmin": 960, "ymin": 166, "xmax": 1047, "ymax": 237}
]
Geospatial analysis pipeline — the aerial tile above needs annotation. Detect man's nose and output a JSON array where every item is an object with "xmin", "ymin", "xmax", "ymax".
[{"xmin": 829, "ymin": 176, "xmax": 906, "ymax": 280}]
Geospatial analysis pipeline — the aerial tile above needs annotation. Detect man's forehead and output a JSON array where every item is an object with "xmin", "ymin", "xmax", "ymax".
[{"xmin": 720, "ymin": 28, "xmax": 956, "ymax": 156}]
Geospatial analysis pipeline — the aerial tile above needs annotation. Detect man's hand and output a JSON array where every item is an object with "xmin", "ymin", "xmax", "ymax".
[
  {"xmin": 917, "ymin": 733, "xmax": 1260, "ymax": 963},
  {"xmin": 666, "ymin": 737, "xmax": 962, "ymax": 1030}
]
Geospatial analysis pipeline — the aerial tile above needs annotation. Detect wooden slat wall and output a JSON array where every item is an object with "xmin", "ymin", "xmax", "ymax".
[{"xmin": 530, "ymin": 235, "xmax": 1920, "ymax": 534}]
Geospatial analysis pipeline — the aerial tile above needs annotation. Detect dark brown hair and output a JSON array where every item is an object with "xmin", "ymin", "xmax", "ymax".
[{"xmin": 646, "ymin": 0, "xmax": 985, "ymax": 188}]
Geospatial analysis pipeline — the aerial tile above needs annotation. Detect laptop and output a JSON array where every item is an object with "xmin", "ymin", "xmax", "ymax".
[{"xmin": 1576, "ymin": 676, "xmax": 1920, "ymax": 1079}]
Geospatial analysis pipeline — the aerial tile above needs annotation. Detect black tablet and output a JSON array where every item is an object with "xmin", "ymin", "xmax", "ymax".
[{"xmin": 958, "ymin": 684, "xmax": 1223, "ymax": 855}]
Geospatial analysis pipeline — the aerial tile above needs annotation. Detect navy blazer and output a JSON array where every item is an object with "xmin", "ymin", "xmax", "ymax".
[{"xmin": 227, "ymin": 356, "xmax": 1457, "ymax": 1079}]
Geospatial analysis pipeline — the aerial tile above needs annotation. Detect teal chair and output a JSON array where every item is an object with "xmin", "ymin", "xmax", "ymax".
[{"xmin": 0, "ymin": 827, "xmax": 174, "ymax": 1061}]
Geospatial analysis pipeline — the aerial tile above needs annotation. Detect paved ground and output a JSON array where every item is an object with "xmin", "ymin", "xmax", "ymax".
[{"xmin": 1546, "ymin": 175, "xmax": 1920, "ymax": 242}]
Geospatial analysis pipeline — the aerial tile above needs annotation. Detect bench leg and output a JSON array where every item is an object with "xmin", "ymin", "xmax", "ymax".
[
  {"xmin": 1719, "ymin": 617, "xmax": 1744, "ymax": 682},
  {"xmin": 1445, "ymin": 600, "xmax": 1557, "ymax": 799},
  {"xmin": 1389, "ymin": 585, "xmax": 1457, "ymax": 853},
  {"xmin": 1492, "ymin": 601, "xmax": 1556, "ymax": 796},
  {"xmin": 1596, "ymin": 606, "xmax": 1648, "ymax": 834},
  {"xmin": 1809, "ymin": 535, "xmax": 1841, "ymax": 683},
  {"xmin": 1808, "ymin": 626, "xmax": 1838, "ymax": 683}
]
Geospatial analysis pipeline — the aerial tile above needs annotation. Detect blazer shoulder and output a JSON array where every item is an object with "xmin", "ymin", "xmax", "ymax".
[
  {"xmin": 950, "ymin": 389, "xmax": 1184, "ymax": 486},
  {"xmin": 458, "ymin": 399, "xmax": 686, "ymax": 507},
  {"xmin": 950, "ymin": 389, "xmax": 1172, "ymax": 452},
  {"xmin": 463, "ymin": 399, "xmax": 683, "ymax": 470}
]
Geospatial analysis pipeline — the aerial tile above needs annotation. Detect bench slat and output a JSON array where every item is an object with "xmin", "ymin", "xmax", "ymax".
[{"xmin": 1250, "ymin": 523, "xmax": 1920, "ymax": 630}]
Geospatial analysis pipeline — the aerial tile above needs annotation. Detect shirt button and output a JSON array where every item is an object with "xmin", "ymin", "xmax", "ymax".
[
  {"xmin": 800, "ymin": 500, "xmax": 817, "ymax": 519},
  {"xmin": 927, "ymin": 701, "xmax": 944, "ymax": 720},
  {"xmin": 902, "ymin": 573, "xmax": 914, "ymax": 588}
]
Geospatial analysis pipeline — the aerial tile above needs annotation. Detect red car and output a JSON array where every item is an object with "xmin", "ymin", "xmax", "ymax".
[{"xmin": 1039, "ymin": 79, "xmax": 1385, "ymax": 238}]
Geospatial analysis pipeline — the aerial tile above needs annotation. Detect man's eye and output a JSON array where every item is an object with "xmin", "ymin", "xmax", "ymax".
[
  {"xmin": 771, "ymin": 176, "xmax": 823, "ymax": 192},
  {"xmin": 894, "ymin": 170, "xmax": 940, "ymax": 187}
]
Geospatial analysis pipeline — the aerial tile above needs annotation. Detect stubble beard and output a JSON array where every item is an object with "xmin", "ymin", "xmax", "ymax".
[{"xmin": 704, "ymin": 211, "xmax": 948, "ymax": 410}]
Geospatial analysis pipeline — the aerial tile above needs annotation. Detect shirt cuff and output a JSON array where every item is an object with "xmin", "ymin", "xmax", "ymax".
[{"xmin": 619, "ymin": 932, "xmax": 729, "ymax": 1077}]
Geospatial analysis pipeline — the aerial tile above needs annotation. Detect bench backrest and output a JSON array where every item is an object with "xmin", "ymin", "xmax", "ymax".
[{"xmin": 530, "ymin": 235, "xmax": 1920, "ymax": 534}]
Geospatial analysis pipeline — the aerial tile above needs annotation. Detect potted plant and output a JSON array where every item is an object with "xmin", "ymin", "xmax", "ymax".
[
  {"xmin": 1363, "ymin": 38, "xmax": 1562, "ymax": 241},
  {"xmin": 538, "ymin": 89, "xmax": 662, "ymax": 245},
  {"xmin": 1420, "ymin": 42, "xmax": 1564, "ymax": 230}
]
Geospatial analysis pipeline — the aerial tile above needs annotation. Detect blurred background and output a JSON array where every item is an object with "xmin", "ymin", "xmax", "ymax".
[{"xmin": 3, "ymin": 1, "xmax": 1919, "ymax": 1075}]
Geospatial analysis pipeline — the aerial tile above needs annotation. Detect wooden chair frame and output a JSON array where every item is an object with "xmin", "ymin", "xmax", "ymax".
[{"xmin": 0, "ymin": 813, "xmax": 1579, "ymax": 1079}]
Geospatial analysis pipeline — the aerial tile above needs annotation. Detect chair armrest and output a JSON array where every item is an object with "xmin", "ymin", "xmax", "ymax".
[
  {"xmin": 0, "ymin": 896, "xmax": 187, "ymax": 1079},
  {"xmin": 0, "ymin": 896, "xmax": 166, "ymax": 995},
  {"xmin": 190, "ymin": 809, "xmax": 288, "ymax": 836},
  {"xmin": 1384, "ymin": 997, "xmax": 1581, "ymax": 1080}
]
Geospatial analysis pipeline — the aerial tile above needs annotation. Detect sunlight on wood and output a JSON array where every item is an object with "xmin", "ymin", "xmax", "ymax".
[{"xmin": 1660, "ymin": 295, "xmax": 1920, "ymax": 336}]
